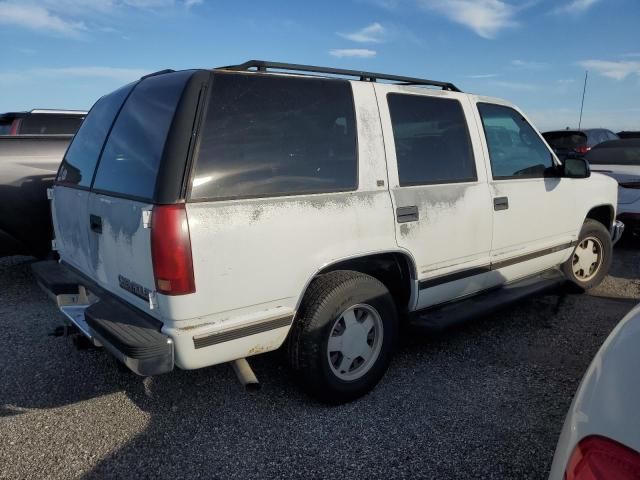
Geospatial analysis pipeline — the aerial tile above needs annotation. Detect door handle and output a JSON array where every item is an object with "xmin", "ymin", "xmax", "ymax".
[
  {"xmin": 90, "ymin": 214, "xmax": 102, "ymax": 234},
  {"xmin": 396, "ymin": 206, "xmax": 419, "ymax": 223},
  {"xmin": 493, "ymin": 197, "xmax": 509, "ymax": 211}
]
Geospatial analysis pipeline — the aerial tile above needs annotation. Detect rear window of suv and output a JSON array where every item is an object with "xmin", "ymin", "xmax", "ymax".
[
  {"xmin": 92, "ymin": 70, "xmax": 194, "ymax": 200},
  {"xmin": 543, "ymin": 131, "xmax": 587, "ymax": 150},
  {"xmin": 190, "ymin": 72, "xmax": 358, "ymax": 200},
  {"xmin": 58, "ymin": 84, "xmax": 133, "ymax": 187}
]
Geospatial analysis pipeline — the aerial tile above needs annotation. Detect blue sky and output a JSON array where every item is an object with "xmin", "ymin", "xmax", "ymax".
[{"xmin": 1, "ymin": 0, "xmax": 639, "ymax": 131}]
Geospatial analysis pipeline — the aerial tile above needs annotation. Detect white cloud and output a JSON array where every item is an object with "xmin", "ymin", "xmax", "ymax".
[
  {"xmin": 493, "ymin": 80, "xmax": 538, "ymax": 91},
  {"xmin": 468, "ymin": 73, "xmax": 498, "ymax": 78},
  {"xmin": 339, "ymin": 22, "xmax": 386, "ymax": 43},
  {"xmin": 512, "ymin": 59, "xmax": 548, "ymax": 69},
  {"xmin": 0, "ymin": 66, "xmax": 151, "ymax": 84},
  {"xmin": 329, "ymin": 49, "xmax": 377, "ymax": 58},
  {"xmin": 358, "ymin": 0, "xmax": 401, "ymax": 9},
  {"xmin": 0, "ymin": 0, "xmax": 200, "ymax": 37},
  {"xmin": 418, "ymin": 0, "xmax": 517, "ymax": 39},
  {"xmin": 552, "ymin": 0, "xmax": 599, "ymax": 14},
  {"xmin": 621, "ymin": 52, "xmax": 640, "ymax": 58},
  {"xmin": 0, "ymin": 2, "xmax": 87, "ymax": 36},
  {"xmin": 33, "ymin": 66, "xmax": 151, "ymax": 81},
  {"xmin": 579, "ymin": 59, "xmax": 640, "ymax": 80}
]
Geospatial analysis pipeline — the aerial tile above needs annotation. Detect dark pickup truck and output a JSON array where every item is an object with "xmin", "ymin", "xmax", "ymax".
[{"xmin": 0, "ymin": 135, "xmax": 74, "ymax": 257}]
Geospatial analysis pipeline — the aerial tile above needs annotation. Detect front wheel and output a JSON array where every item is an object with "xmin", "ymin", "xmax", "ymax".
[
  {"xmin": 287, "ymin": 270, "xmax": 398, "ymax": 404},
  {"xmin": 562, "ymin": 219, "xmax": 612, "ymax": 290}
]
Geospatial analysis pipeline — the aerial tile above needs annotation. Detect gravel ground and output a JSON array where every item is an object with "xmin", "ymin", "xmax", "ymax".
[{"xmin": 1, "ymin": 242, "xmax": 639, "ymax": 480}]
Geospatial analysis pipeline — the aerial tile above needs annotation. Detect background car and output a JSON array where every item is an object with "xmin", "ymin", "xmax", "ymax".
[
  {"xmin": 0, "ymin": 108, "xmax": 86, "ymax": 257},
  {"xmin": 548, "ymin": 302, "xmax": 640, "ymax": 479},
  {"xmin": 586, "ymin": 139, "xmax": 640, "ymax": 238},
  {"xmin": 618, "ymin": 131, "xmax": 640, "ymax": 140},
  {"xmin": 0, "ymin": 109, "xmax": 86, "ymax": 136},
  {"xmin": 543, "ymin": 129, "xmax": 619, "ymax": 159}
]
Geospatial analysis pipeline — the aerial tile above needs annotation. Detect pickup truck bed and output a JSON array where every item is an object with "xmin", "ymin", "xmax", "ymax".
[{"xmin": 0, "ymin": 135, "xmax": 71, "ymax": 257}]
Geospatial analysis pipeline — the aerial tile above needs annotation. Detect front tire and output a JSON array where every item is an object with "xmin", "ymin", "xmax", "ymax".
[
  {"xmin": 563, "ymin": 219, "xmax": 612, "ymax": 290},
  {"xmin": 287, "ymin": 270, "xmax": 398, "ymax": 404}
]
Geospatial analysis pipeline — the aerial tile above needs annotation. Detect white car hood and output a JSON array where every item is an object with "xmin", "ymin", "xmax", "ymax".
[{"xmin": 590, "ymin": 164, "xmax": 640, "ymax": 205}]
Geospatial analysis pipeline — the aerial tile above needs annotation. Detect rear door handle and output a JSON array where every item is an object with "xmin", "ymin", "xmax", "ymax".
[
  {"xmin": 493, "ymin": 197, "xmax": 509, "ymax": 211},
  {"xmin": 90, "ymin": 214, "xmax": 102, "ymax": 234},
  {"xmin": 396, "ymin": 206, "xmax": 419, "ymax": 223}
]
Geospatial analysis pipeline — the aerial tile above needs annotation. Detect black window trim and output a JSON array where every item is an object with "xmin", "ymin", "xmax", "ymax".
[
  {"xmin": 177, "ymin": 74, "xmax": 211, "ymax": 202},
  {"xmin": 184, "ymin": 70, "xmax": 360, "ymax": 203},
  {"xmin": 386, "ymin": 92, "xmax": 478, "ymax": 188},
  {"xmin": 477, "ymin": 102, "xmax": 557, "ymax": 181}
]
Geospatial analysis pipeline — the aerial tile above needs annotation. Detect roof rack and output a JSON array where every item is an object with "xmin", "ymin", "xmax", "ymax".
[{"xmin": 217, "ymin": 60, "xmax": 461, "ymax": 92}]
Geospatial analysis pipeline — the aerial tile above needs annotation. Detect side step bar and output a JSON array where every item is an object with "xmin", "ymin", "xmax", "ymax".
[
  {"xmin": 410, "ymin": 269, "xmax": 566, "ymax": 331},
  {"xmin": 32, "ymin": 260, "xmax": 174, "ymax": 376}
]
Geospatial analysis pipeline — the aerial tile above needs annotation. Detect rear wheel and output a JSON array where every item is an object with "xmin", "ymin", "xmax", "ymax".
[
  {"xmin": 563, "ymin": 219, "xmax": 612, "ymax": 290},
  {"xmin": 287, "ymin": 270, "xmax": 398, "ymax": 404}
]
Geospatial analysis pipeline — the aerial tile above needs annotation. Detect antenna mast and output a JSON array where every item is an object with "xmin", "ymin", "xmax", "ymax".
[{"xmin": 578, "ymin": 70, "xmax": 588, "ymax": 129}]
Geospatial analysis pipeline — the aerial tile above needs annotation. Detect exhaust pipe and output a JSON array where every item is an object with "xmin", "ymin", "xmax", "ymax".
[{"xmin": 231, "ymin": 358, "xmax": 260, "ymax": 392}]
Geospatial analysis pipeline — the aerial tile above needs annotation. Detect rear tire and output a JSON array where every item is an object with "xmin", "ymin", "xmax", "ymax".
[
  {"xmin": 562, "ymin": 219, "xmax": 612, "ymax": 291},
  {"xmin": 287, "ymin": 270, "xmax": 398, "ymax": 404}
]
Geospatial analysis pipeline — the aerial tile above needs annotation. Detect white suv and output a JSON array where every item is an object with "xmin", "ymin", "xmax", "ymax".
[{"xmin": 34, "ymin": 60, "xmax": 624, "ymax": 403}]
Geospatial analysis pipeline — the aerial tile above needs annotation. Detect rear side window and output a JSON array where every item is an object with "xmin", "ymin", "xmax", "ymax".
[
  {"xmin": 19, "ymin": 115, "xmax": 84, "ymax": 135},
  {"xmin": 190, "ymin": 73, "xmax": 357, "ymax": 200},
  {"xmin": 387, "ymin": 93, "xmax": 476, "ymax": 186},
  {"xmin": 92, "ymin": 70, "xmax": 193, "ymax": 200},
  {"xmin": 58, "ymin": 84, "xmax": 133, "ymax": 187}
]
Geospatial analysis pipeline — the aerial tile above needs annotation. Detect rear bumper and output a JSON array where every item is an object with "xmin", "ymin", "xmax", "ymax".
[{"xmin": 31, "ymin": 260, "xmax": 173, "ymax": 376}]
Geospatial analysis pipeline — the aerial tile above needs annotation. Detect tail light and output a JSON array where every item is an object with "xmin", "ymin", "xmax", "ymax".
[
  {"xmin": 9, "ymin": 119, "xmax": 20, "ymax": 135},
  {"xmin": 150, "ymin": 204, "xmax": 195, "ymax": 295},
  {"xmin": 619, "ymin": 182, "xmax": 640, "ymax": 189},
  {"xmin": 575, "ymin": 145, "xmax": 591, "ymax": 155},
  {"xmin": 565, "ymin": 436, "xmax": 640, "ymax": 480}
]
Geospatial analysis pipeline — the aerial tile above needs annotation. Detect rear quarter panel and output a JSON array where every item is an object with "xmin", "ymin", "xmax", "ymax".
[{"xmin": 160, "ymin": 81, "xmax": 398, "ymax": 330}]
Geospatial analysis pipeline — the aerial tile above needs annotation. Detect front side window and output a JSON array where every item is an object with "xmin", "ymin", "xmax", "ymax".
[
  {"xmin": 57, "ymin": 84, "xmax": 133, "ymax": 187},
  {"xmin": 478, "ymin": 103, "xmax": 553, "ymax": 179},
  {"xmin": 92, "ymin": 70, "xmax": 193, "ymax": 200},
  {"xmin": 190, "ymin": 73, "xmax": 357, "ymax": 200},
  {"xmin": 387, "ymin": 93, "xmax": 476, "ymax": 186}
]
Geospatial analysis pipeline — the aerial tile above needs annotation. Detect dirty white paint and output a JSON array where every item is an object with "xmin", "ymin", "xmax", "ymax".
[
  {"xmin": 50, "ymin": 78, "xmax": 618, "ymax": 373},
  {"xmin": 374, "ymin": 83, "xmax": 494, "ymax": 309},
  {"xmin": 51, "ymin": 186, "xmax": 93, "ymax": 274}
]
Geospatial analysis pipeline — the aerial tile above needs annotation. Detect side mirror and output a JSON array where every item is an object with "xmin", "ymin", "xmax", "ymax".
[{"xmin": 563, "ymin": 157, "xmax": 590, "ymax": 178}]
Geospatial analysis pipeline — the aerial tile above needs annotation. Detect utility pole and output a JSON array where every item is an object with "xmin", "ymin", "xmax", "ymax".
[{"xmin": 578, "ymin": 70, "xmax": 588, "ymax": 129}]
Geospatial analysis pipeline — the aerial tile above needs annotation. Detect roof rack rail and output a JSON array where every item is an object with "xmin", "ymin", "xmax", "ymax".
[{"xmin": 217, "ymin": 60, "xmax": 461, "ymax": 92}]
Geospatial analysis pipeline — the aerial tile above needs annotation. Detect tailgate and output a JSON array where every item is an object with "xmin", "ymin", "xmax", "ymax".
[{"xmin": 88, "ymin": 194, "xmax": 156, "ymax": 312}]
